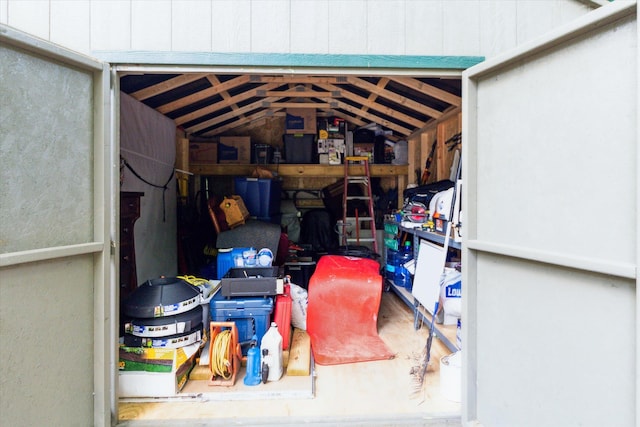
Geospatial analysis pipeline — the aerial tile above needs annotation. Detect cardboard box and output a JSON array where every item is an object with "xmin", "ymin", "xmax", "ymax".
[
  {"xmin": 285, "ymin": 108, "xmax": 317, "ymax": 134},
  {"xmin": 118, "ymin": 342, "xmax": 200, "ymax": 397},
  {"xmin": 189, "ymin": 142, "xmax": 218, "ymax": 163},
  {"xmin": 218, "ymin": 136, "xmax": 251, "ymax": 163}
]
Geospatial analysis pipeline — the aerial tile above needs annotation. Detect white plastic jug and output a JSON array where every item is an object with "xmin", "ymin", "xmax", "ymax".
[{"xmin": 260, "ymin": 322, "xmax": 283, "ymax": 382}]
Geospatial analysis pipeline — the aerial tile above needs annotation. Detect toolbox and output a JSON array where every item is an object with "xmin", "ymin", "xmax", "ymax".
[{"xmin": 220, "ymin": 266, "xmax": 282, "ymax": 297}]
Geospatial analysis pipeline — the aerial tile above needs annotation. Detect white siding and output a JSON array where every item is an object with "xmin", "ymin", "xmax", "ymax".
[
  {"xmin": 478, "ymin": 0, "xmax": 518, "ymax": 58},
  {"xmin": 367, "ymin": 0, "xmax": 405, "ymax": 55},
  {"xmin": 251, "ymin": 0, "xmax": 290, "ymax": 53},
  {"xmin": 0, "ymin": 0, "xmax": 9, "ymax": 25},
  {"xmin": 291, "ymin": 0, "xmax": 328, "ymax": 54},
  {"xmin": 405, "ymin": 0, "xmax": 443, "ymax": 55},
  {"xmin": 172, "ymin": 0, "xmax": 213, "ymax": 51},
  {"xmin": 131, "ymin": 0, "xmax": 172, "ymax": 50},
  {"xmin": 328, "ymin": 0, "xmax": 368, "ymax": 54},
  {"xmin": 7, "ymin": 0, "xmax": 49, "ymax": 39},
  {"xmin": 0, "ymin": 0, "xmax": 595, "ymax": 60},
  {"xmin": 91, "ymin": 0, "xmax": 131, "ymax": 51},
  {"xmin": 211, "ymin": 0, "xmax": 251, "ymax": 52},
  {"xmin": 51, "ymin": 0, "xmax": 91, "ymax": 53}
]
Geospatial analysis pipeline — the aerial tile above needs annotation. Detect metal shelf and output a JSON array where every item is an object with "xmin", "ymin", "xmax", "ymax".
[
  {"xmin": 387, "ymin": 281, "xmax": 458, "ymax": 353},
  {"xmin": 398, "ymin": 223, "xmax": 461, "ymax": 250}
]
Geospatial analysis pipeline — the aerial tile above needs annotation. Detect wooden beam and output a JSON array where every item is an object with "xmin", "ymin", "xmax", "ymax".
[
  {"xmin": 258, "ymin": 90, "xmax": 334, "ymax": 97},
  {"xmin": 318, "ymin": 97, "xmax": 412, "ymax": 136},
  {"xmin": 175, "ymin": 84, "xmax": 281, "ymax": 126},
  {"xmin": 157, "ymin": 75, "xmax": 254, "ymax": 114},
  {"xmin": 264, "ymin": 102, "xmax": 331, "ymax": 109},
  {"xmin": 186, "ymin": 96, "xmax": 282, "ymax": 133},
  {"xmin": 130, "ymin": 73, "xmax": 209, "ymax": 101},
  {"xmin": 286, "ymin": 329, "xmax": 311, "ymax": 376},
  {"xmin": 190, "ymin": 163, "xmax": 409, "ymax": 178},
  {"xmin": 200, "ymin": 108, "xmax": 284, "ymax": 136},
  {"xmin": 316, "ymin": 82, "xmax": 424, "ymax": 129},
  {"xmin": 250, "ymin": 75, "xmax": 344, "ymax": 85},
  {"xmin": 345, "ymin": 76, "xmax": 443, "ymax": 120},
  {"xmin": 389, "ymin": 77, "xmax": 462, "ymax": 107}
]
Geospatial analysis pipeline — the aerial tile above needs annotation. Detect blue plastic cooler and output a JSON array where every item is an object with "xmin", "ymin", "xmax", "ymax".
[{"xmin": 209, "ymin": 291, "xmax": 273, "ymax": 355}]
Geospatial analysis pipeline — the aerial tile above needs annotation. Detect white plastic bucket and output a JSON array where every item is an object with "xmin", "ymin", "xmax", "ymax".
[{"xmin": 440, "ymin": 351, "xmax": 462, "ymax": 402}]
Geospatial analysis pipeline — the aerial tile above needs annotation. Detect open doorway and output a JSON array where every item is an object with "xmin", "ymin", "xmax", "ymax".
[{"xmin": 114, "ymin": 65, "xmax": 464, "ymax": 425}]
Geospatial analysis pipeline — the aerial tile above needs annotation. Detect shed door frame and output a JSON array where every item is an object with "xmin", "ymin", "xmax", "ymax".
[{"xmin": 462, "ymin": 2, "xmax": 637, "ymax": 425}]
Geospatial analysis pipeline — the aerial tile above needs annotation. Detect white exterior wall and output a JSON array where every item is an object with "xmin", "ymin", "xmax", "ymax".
[{"xmin": 0, "ymin": 0, "xmax": 595, "ymax": 59}]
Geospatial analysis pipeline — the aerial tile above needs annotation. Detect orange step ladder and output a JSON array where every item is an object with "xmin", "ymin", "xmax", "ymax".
[{"xmin": 340, "ymin": 156, "xmax": 378, "ymax": 254}]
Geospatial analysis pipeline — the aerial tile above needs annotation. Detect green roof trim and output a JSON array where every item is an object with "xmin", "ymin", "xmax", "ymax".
[{"xmin": 93, "ymin": 51, "xmax": 484, "ymax": 70}]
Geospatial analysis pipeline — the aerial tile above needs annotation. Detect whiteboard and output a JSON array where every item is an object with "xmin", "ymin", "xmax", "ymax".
[{"xmin": 411, "ymin": 239, "xmax": 447, "ymax": 314}]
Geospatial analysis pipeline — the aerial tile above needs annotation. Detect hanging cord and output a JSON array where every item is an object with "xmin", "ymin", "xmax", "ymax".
[
  {"xmin": 210, "ymin": 329, "xmax": 233, "ymax": 380},
  {"xmin": 122, "ymin": 157, "xmax": 175, "ymax": 221}
]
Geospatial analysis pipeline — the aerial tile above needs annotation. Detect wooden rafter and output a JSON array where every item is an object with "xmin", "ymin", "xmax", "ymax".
[
  {"xmin": 157, "ymin": 75, "xmax": 253, "ymax": 114},
  {"xmin": 201, "ymin": 109, "xmax": 284, "ymax": 137},
  {"xmin": 130, "ymin": 73, "xmax": 210, "ymax": 101},
  {"xmin": 344, "ymin": 76, "xmax": 443, "ymax": 120},
  {"xmin": 315, "ymin": 83, "xmax": 424, "ymax": 129},
  {"xmin": 318, "ymin": 97, "xmax": 412, "ymax": 136},
  {"xmin": 174, "ymin": 82, "xmax": 282, "ymax": 125},
  {"xmin": 389, "ymin": 77, "xmax": 461, "ymax": 107},
  {"xmin": 186, "ymin": 96, "xmax": 282, "ymax": 134}
]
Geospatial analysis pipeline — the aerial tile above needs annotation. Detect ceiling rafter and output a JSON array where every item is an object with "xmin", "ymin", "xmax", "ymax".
[
  {"xmin": 202, "ymin": 109, "xmax": 284, "ymax": 137},
  {"xmin": 157, "ymin": 75, "xmax": 253, "ymax": 114},
  {"xmin": 389, "ymin": 77, "xmax": 462, "ymax": 107},
  {"xmin": 319, "ymin": 97, "xmax": 412, "ymax": 136},
  {"xmin": 315, "ymin": 82, "xmax": 423, "ymax": 129},
  {"xmin": 186, "ymin": 96, "xmax": 282, "ymax": 134},
  {"xmin": 174, "ymin": 82, "xmax": 282, "ymax": 125},
  {"xmin": 130, "ymin": 73, "xmax": 210, "ymax": 101},
  {"xmin": 121, "ymin": 72, "xmax": 462, "ymax": 138},
  {"xmin": 344, "ymin": 76, "xmax": 444, "ymax": 120}
]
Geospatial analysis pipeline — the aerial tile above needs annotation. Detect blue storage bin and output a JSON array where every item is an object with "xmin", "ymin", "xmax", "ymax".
[
  {"xmin": 209, "ymin": 291, "xmax": 274, "ymax": 355},
  {"xmin": 234, "ymin": 177, "xmax": 282, "ymax": 218},
  {"xmin": 216, "ymin": 247, "xmax": 252, "ymax": 279}
]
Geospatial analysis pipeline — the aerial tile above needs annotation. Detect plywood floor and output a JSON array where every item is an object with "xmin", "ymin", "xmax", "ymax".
[{"xmin": 117, "ymin": 291, "xmax": 461, "ymax": 426}]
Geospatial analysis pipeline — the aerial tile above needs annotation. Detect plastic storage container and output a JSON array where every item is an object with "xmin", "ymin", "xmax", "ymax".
[
  {"xmin": 385, "ymin": 249, "xmax": 398, "ymax": 281},
  {"xmin": 273, "ymin": 284, "xmax": 292, "ymax": 350},
  {"xmin": 284, "ymin": 261, "xmax": 317, "ymax": 289},
  {"xmin": 209, "ymin": 291, "xmax": 274, "ymax": 355},
  {"xmin": 216, "ymin": 247, "xmax": 252, "ymax": 279},
  {"xmin": 234, "ymin": 177, "xmax": 282, "ymax": 218},
  {"xmin": 283, "ymin": 134, "xmax": 316, "ymax": 164},
  {"xmin": 394, "ymin": 241, "xmax": 413, "ymax": 289},
  {"xmin": 253, "ymin": 143, "xmax": 273, "ymax": 164}
]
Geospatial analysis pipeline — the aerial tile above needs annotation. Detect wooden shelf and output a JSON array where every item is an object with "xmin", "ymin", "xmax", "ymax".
[{"xmin": 190, "ymin": 163, "xmax": 409, "ymax": 178}]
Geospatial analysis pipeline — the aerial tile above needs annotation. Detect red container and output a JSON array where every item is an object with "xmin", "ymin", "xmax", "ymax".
[{"xmin": 273, "ymin": 284, "xmax": 292, "ymax": 350}]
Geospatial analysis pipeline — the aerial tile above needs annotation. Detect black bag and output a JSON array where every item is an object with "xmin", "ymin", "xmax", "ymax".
[
  {"xmin": 299, "ymin": 209, "xmax": 339, "ymax": 253},
  {"xmin": 402, "ymin": 180, "xmax": 455, "ymax": 207}
]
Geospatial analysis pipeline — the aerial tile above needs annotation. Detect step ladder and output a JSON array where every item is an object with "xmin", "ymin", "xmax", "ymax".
[{"xmin": 340, "ymin": 156, "xmax": 378, "ymax": 254}]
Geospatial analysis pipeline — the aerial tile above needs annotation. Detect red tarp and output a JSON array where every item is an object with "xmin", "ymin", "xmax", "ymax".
[{"xmin": 307, "ymin": 255, "xmax": 395, "ymax": 365}]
